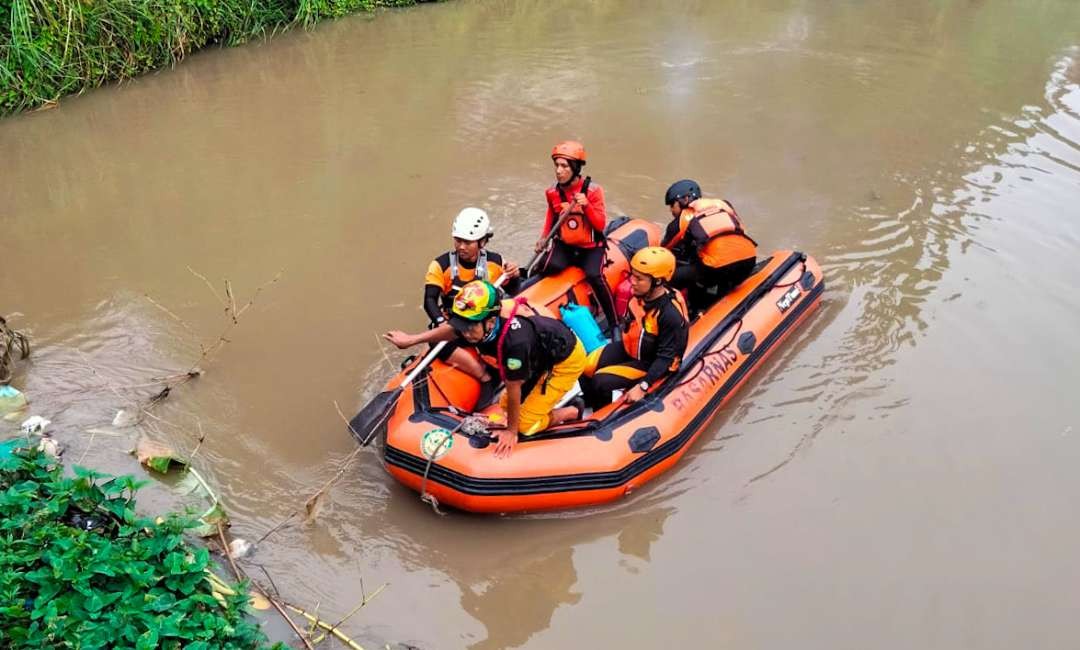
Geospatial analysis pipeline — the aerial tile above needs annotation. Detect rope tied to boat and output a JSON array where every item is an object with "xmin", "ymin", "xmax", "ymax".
[
  {"xmin": 0, "ymin": 316, "xmax": 31, "ymax": 385},
  {"xmin": 414, "ymin": 414, "xmax": 494, "ymax": 516},
  {"xmin": 418, "ymin": 415, "xmax": 496, "ymax": 515}
]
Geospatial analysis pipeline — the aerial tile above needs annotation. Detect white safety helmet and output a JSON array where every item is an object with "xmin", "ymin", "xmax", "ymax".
[{"xmin": 451, "ymin": 207, "xmax": 493, "ymax": 241}]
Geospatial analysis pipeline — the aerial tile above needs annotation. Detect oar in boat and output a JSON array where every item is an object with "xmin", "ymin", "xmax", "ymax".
[
  {"xmin": 524, "ymin": 176, "xmax": 591, "ymax": 277},
  {"xmin": 350, "ymin": 273, "xmax": 511, "ymax": 446}
]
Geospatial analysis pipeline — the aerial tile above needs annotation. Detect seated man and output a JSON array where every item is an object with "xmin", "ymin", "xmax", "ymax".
[
  {"xmin": 386, "ymin": 280, "xmax": 586, "ymax": 458},
  {"xmin": 661, "ymin": 179, "xmax": 757, "ymax": 314},
  {"xmin": 422, "ymin": 207, "xmax": 520, "ymax": 383},
  {"xmin": 581, "ymin": 247, "xmax": 689, "ymax": 409}
]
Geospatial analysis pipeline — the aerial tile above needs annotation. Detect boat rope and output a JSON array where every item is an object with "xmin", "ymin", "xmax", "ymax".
[
  {"xmin": 418, "ymin": 435, "xmax": 451, "ymax": 516},
  {"xmin": 416, "ymin": 415, "xmax": 497, "ymax": 515}
]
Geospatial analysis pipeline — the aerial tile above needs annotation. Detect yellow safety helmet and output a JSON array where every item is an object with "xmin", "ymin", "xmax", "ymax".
[
  {"xmin": 449, "ymin": 280, "xmax": 500, "ymax": 331},
  {"xmin": 630, "ymin": 247, "xmax": 676, "ymax": 282}
]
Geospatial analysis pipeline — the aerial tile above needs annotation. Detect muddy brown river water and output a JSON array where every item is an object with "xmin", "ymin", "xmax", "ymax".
[{"xmin": 3, "ymin": 1, "xmax": 1080, "ymax": 648}]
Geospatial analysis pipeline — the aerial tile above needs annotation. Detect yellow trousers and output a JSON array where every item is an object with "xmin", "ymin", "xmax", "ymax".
[{"xmin": 500, "ymin": 339, "xmax": 586, "ymax": 435}]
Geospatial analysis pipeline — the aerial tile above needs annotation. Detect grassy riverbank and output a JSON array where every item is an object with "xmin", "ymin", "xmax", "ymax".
[{"xmin": 0, "ymin": 0, "xmax": 425, "ymax": 116}]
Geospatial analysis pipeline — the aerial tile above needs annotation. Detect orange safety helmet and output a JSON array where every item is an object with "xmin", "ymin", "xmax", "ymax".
[
  {"xmin": 551, "ymin": 140, "xmax": 587, "ymax": 164},
  {"xmin": 630, "ymin": 247, "xmax": 676, "ymax": 282}
]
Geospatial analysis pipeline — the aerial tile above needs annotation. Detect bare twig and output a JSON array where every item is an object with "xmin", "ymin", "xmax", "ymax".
[
  {"xmin": 187, "ymin": 266, "xmax": 227, "ymax": 308},
  {"xmin": 285, "ymin": 604, "xmax": 366, "ymax": 650},
  {"xmin": 267, "ymin": 588, "xmax": 317, "ymax": 650},
  {"xmin": 143, "ymin": 294, "xmax": 201, "ymax": 340},
  {"xmin": 219, "ymin": 523, "xmax": 316, "ymax": 650},
  {"xmin": 255, "ymin": 512, "xmax": 298, "ymax": 545},
  {"xmin": 335, "ymin": 400, "xmax": 361, "ymax": 439},
  {"xmin": 254, "ymin": 563, "xmax": 281, "ymax": 598},
  {"xmin": 306, "ymin": 601, "xmax": 322, "ymax": 639},
  {"xmin": 77, "ymin": 430, "xmax": 96, "ymax": 465},
  {"xmin": 113, "ymin": 370, "xmax": 202, "ymax": 390},
  {"xmin": 373, "ymin": 332, "xmax": 396, "ymax": 373},
  {"xmin": 189, "ymin": 419, "xmax": 206, "ymax": 459},
  {"xmin": 224, "ymin": 280, "xmax": 238, "ymax": 324},
  {"xmin": 235, "ymin": 269, "xmax": 283, "ymax": 319},
  {"xmin": 217, "ymin": 523, "xmax": 242, "ymax": 582},
  {"xmin": 257, "ymin": 401, "xmax": 365, "ymax": 544},
  {"xmin": 312, "ymin": 579, "xmax": 388, "ymax": 644}
]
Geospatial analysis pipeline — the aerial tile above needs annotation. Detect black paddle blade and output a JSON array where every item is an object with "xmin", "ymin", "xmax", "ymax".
[{"xmin": 348, "ymin": 387, "xmax": 402, "ymax": 446}]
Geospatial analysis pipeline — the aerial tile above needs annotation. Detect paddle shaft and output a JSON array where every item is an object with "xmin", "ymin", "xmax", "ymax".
[{"xmin": 525, "ymin": 176, "xmax": 592, "ymax": 276}]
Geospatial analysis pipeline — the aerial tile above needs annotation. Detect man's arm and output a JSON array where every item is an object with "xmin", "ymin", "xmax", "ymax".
[
  {"xmin": 495, "ymin": 379, "xmax": 523, "ymax": 458},
  {"xmin": 384, "ymin": 323, "xmax": 457, "ymax": 349},
  {"xmin": 423, "ymin": 285, "xmax": 445, "ymax": 324}
]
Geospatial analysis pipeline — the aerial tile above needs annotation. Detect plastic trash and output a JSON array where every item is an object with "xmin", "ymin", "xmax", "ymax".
[
  {"xmin": 560, "ymin": 303, "xmax": 609, "ymax": 354},
  {"xmin": 20, "ymin": 415, "xmax": 51, "ymax": 435},
  {"xmin": 0, "ymin": 385, "xmax": 28, "ymax": 416}
]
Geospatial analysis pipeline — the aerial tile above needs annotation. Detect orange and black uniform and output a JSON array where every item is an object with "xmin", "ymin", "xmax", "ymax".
[
  {"xmin": 662, "ymin": 198, "xmax": 757, "ymax": 313},
  {"xmin": 472, "ymin": 312, "xmax": 586, "ymax": 435},
  {"xmin": 535, "ymin": 177, "xmax": 619, "ymax": 329},
  {"xmin": 423, "ymin": 250, "xmax": 519, "ymax": 361},
  {"xmin": 424, "ymin": 250, "xmax": 520, "ymax": 324},
  {"xmin": 581, "ymin": 287, "xmax": 689, "ymax": 409}
]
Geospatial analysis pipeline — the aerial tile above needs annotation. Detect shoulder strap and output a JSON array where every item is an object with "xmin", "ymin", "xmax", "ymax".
[
  {"xmin": 449, "ymin": 251, "xmax": 459, "ymax": 284},
  {"xmin": 476, "ymin": 249, "xmax": 488, "ymax": 281},
  {"xmin": 495, "ymin": 297, "xmax": 530, "ymax": 382}
]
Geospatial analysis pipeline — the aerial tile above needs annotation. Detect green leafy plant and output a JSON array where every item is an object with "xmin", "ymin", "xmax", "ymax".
[{"xmin": 0, "ymin": 446, "xmax": 280, "ymax": 649}]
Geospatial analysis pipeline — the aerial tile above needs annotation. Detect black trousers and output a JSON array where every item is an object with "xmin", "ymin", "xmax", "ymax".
[
  {"xmin": 670, "ymin": 257, "xmax": 756, "ymax": 315},
  {"xmin": 538, "ymin": 241, "xmax": 619, "ymax": 329},
  {"xmin": 581, "ymin": 343, "xmax": 649, "ymax": 409}
]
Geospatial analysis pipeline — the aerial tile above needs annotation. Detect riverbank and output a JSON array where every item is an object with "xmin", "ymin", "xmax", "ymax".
[{"xmin": 0, "ymin": 0, "xmax": 429, "ymax": 116}]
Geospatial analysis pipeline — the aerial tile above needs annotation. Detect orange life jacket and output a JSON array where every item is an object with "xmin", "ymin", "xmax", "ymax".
[
  {"xmin": 543, "ymin": 179, "xmax": 605, "ymax": 248},
  {"xmin": 622, "ymin": 288, "xmax": 689, "ymax": 365},
  {"xmin": 666, "ymin": 198, "xmax": 757, "ymax": 269}
]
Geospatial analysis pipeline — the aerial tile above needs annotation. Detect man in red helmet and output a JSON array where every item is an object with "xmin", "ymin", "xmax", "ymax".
[{"xmin": 533, "ymin": 141, "xmax": 620, "ymax": 334}]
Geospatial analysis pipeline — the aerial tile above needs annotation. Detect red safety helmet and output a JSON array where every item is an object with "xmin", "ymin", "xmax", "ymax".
[{"xmin": 551, "ymin": 140, "xmax": 587, "ymax": 164}]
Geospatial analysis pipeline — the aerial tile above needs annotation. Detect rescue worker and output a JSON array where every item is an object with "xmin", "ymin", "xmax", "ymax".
[
  {"xmin": 661, "ymin": 179, "xmax": 757, "ymax": 315},
  {"xmin": 581, "ymin": 247, "xmax": 689, "ymax": 409},
  {"xmin": 421, "ymin": 208, "xmax": 520, "ymax": 385},
  {"xmin": 383, "ymin": 280, "xmax": 587, "ymax": 458},
  {"xmin": 448, "ymin": 281, "xmax": 587, "ymax": 458},
  {"xmin": 532, "ymin": 141, "xmax": 620, "ymax": 334},
  {"xmin": 424, "ymin": 207, "xmax": 520, "ymax": 327}
]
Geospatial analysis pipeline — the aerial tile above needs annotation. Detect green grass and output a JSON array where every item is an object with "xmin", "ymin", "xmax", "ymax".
[{"xmin": 0, "ymin": 0, "xmax": 423, "ymax": 116}]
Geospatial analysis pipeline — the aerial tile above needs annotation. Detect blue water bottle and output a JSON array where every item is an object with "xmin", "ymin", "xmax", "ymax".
[{"xmin": 560, "ymin": 303, "xmax": 609, "ymax": 353}]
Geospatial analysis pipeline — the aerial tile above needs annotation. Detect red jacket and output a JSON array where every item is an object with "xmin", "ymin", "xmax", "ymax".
[{"xmin": 541, "ymin": 176, "xmax": 606, "ymax": 248}]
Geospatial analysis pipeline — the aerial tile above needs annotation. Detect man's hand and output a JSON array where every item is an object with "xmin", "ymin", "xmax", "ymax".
[
  {"xmin": 493, "ymin": 429, "xmax": 517, "ymax": 458},
  {"xmin": 573, "ymin": 192, "xmax": 588, "ymax": 207},
  {"xmin": 502, "ymin": 261, "xmax": 520, "ymax": 280},
  {"xmin": 534, "ymin": 238, "xmax": 547, "ymax": 253},
  {"xmin": 383, "ymin": 330, "xmax": 417, "ymax": 349},
  {"xmin": 625, "ymin": 384, "xmax": 647, "ymax": 403}
]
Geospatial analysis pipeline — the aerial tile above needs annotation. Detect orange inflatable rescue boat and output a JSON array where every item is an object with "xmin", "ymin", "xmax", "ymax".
[{"xmin": 351, "ymin": 217, "xmax": 823, "ymax": 513}]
